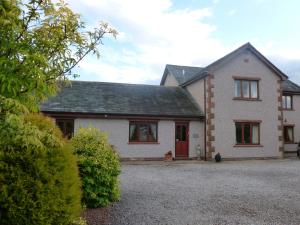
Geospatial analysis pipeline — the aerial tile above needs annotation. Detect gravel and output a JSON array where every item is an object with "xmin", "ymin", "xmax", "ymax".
[{"xmin": 109, "ymin": 159, "xmax": 300, "ymax": 225}]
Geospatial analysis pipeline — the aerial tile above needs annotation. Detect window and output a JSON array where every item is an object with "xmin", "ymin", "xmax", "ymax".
[
  {"xmin": 56, "ymin": 119, "xmax": 74, "ymax": 139},
  {"xmin": 129, "ymin": 121, "xmax": 158, "ymax": 143},
  {"xmin": 234, "ymin": 79, "xmax": 258, "ymax": 99},
  {"xmin": 284, "ymin": 126, "xmax": 294, "ymax": 143},
  {"xmin": 235, "ymin": 122, "xmax": 260, "ymax": 145},
  {"xmin": 282, "ymin": 95, "xmax": 293, "ymax": 110}
]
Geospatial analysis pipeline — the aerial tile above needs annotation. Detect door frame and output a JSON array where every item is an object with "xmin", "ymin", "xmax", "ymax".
[{"xmin": 175, "ymin": 122, "xmax": 189, "ymax": 158}]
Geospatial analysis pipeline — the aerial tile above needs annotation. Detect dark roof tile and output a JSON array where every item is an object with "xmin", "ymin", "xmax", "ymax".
[
  {"xmin": 165, "ymin": 64, "xmax": 203, "ymax": 85},
  {"xmin": 282, "ymin": 80, "xmax": 300, "ymax": 93},
  {"xmin": 41, "ymin": 81, "xmax": 203, "ymax": 117}
]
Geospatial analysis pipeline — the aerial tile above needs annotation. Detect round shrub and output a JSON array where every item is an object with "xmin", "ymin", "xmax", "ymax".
[
  {"xmin": 71, "ymin": 127, "xmax": 120, "ymax": 208},
  {"xmin": 0, "ymin": 113, "xmax": 82, "ymax": 225}
]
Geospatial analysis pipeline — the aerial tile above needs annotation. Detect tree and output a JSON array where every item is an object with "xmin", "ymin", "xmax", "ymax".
[{"xmin": 0, "ymin": 0, "xmax": 117, "ymax": 111}]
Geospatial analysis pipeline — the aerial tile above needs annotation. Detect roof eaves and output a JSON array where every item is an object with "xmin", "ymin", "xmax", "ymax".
[{"xmin": 180, "ymin": 70, "xmax": 209, "ymax": 87}]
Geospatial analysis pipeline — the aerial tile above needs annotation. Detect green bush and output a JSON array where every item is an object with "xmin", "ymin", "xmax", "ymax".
[
  {"xmin": 0, "ymin": 113, "xmax": 82, "ymax": 225},
  {"xmin": 71, "ymin": 127, "xmax": 120, "ymax": 208}
]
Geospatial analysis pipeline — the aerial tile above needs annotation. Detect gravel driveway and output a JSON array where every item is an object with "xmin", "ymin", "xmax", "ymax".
[{"xmin": 109, "ymin": 159, "xmax": 300, "ymax": 225}]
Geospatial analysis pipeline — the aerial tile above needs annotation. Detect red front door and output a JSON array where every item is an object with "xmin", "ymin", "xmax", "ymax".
[{"xmin": 175, "ymin": 123, "xmax": 189, "ymax": 158}]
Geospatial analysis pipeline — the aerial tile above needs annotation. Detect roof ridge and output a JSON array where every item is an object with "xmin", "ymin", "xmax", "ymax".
[
  {"xmin": 166, "ymin": 64, "xmax": 203, "ymax": 68},
  {"xmin": 70, "ymin": 80, "xmax": 179, "ymax": 88}
]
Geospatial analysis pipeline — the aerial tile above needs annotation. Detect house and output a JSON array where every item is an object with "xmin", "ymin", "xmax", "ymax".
[{"xmin": 41, "ymin": 43, "xmax": 300, "ymax": 160}]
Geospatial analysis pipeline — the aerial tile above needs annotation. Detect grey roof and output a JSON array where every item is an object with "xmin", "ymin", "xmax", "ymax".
[
  {"xmin": 41, "ymin": 81, "xmax": 203, "ymax": 117},
  {"xmin": 164, "ymin": 64, "xmax": 203, "ymax": 85},
  {"xmin": 282, "ymin": 80, "xmax": 300, "ymax": 94}
]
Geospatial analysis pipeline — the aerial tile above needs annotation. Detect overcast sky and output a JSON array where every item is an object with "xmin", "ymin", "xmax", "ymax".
[{"xmin": 66, "ymin": 0, "xmax": 300, "ymax": 84}]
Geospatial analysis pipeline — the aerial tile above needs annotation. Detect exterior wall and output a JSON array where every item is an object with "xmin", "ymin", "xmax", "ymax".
[
  {"xmin": 74, "ymin": 118, "xmax": 203, "ymax": 159},
  {"xmin": 186, "ymin": 79, "xmax": 205, "ymax": 110},
  {"xmin": 283, "ymin": 95, "xmax": 300, "ymax": 151},
  {"xmin": 211, "ymin": 51, "xmax": 282, "ymax": 159},
  {"xmin": 189, "ymin": 121, "xmax": 205, "ymax": 158},
  {"xmin": 164, "ymin": 73, "xmax": 179, "ymax": 86}
]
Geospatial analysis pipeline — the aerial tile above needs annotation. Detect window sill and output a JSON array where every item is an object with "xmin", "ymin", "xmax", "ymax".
[
  {"xmin": 128, "ymin": 142, "xmax": 160, "ymax": 144},
  {"xmin": 282, "ymin": 109, "xmax": 294, "ymax": 111},
  {"xmin": 233, "ymin": 97, "xmax": 261, "ymax": 101},
  {"xmin": 234, "ymin": 144, "xmax": 263, "ymax": 148},
  {"xmin": 284, "ymin": 142, "xmax": 296, "ymax": 144}
]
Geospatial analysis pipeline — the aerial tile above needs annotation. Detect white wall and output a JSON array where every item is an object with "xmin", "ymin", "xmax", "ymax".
[
  {"xmin": 74, "ymin": 118, "xmax": 203, "ymax": 159},
  {"xmin": 283, "ymin": 95, "xmax": 300, "ymax": 151},
  {"xmin": 164, "ymin": 73, "xmax": 179, "ymax": 86},
  {"xmin": 186, "ymin": 79, "xmax": 205, "ymax": 110},
  {"xmin": 212, "ymin": 51, "xmax": 282, "ymax": 158}
]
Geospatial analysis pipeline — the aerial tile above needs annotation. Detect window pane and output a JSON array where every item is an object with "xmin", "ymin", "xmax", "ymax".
[
  {"xmin": 242, "ymin": 81, "xmax": 250, "ymax": 98},
  {"xmin": 149, "ymin": 124, "xmax": 157, "ymax": 142},
  {"xmin": 244, "ymin": 124, "xmax": 251, "ymax": 144},
  {"xmin": 282, "ymin": 96, "xmax": 287, "ymax": 109},
  {"xmin": 288, "ymin": 128, "xmax": 293, "ymax": 142},
  {"xmin": 252, "ymin": 124, "xmax": 259, "ymax": 144},
  {"xmin": 176, "ymin": 125, "xmax": 181, "ymax": 140},
  {"xmin": 65, "ymin": 121, "xmax": 74, "ymax": 138},
  {"xmin": 284, "ymin": 127, "xmax": 293, "ymax": 143},
  {"xmin": 250, "ymin": 81, "xmax": 258, "ymax": 98},
  {"xmin": 286, "ymin": 96, "xmax": 292, "ymax": 109},
  {"xmin": 129, "ymin": 124, "xmax": 138, "ymax": 141},
  {"xmin": 234, "ymin": 80, "xmax": 241, "ymax": 97},
  {"xmin": 236, "ymin": 123, "xmax": 242, "ymax": 144},
  {"xmin": 139, "ymin": 124, "xmax": 148, "ymax": 141},
  {"xmin": 181, "ymin": 126, "xmax": 187, "ymax": 141},
  {"xmin": 57, "ymin": 121, "xmax": 65, "ymax": 133}
]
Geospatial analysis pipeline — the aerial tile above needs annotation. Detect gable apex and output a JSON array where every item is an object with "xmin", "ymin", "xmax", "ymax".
[{"xmin": 181, "ymin": 42, "xmax": 288, "ymax": 87}]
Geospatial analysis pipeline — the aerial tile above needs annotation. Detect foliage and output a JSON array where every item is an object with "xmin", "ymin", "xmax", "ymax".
[
  {"xmin": 0, "ymin": 113, "xmax": 82, "ymax": 225},
  {"xmin": 71, "ymin": 127, "xmax": 121, "ymax": 208},
  {"xmin": 0, "ymin": 0, "xmax": 117, "ymax": 111},
  {"xmin": 72, "ymin": 217, "xmax": 87, "ymax": 225}
]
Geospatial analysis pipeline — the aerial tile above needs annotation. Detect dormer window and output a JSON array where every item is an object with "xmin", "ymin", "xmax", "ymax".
[
  {"xmin": 282, "ymin": 95, "xmax": 293, "ymax": 110},
  {"xmin": 234, "ymin": 78, "xmax": 259, "ymax": 100}
]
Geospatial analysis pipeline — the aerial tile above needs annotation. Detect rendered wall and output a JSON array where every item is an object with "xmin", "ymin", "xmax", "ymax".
[{"xmin": 74, "ymin": 118, "xmax": 203, "ymax": 159}]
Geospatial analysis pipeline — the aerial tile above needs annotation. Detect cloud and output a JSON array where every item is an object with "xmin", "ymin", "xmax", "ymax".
[
  {"xmin": 65, "ymin": 0, "xmax": 227, "ymax": 84},
  {"xmin": 64, "ymin": 0, "xmax": 300, "ymax": 85},
  {"xmin": 227, "ymin": 9, "xmax": 236, "ymax": 16}
]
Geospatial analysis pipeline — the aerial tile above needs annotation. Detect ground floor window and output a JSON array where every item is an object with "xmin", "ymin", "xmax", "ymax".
[
  {"xmin": 129, "ymin": 121, "xmax": 158, "ymax": 142},
  {"xmin": 283, "ymin": 125, "xmax": 294, "ymax": 143},
  {"xmin": 235, "ymin": 122, "xmax": 260, "ymax": 145},
  {"xmin": 56, "ymin": 119, "xmax": 74, "ymax": 139}
]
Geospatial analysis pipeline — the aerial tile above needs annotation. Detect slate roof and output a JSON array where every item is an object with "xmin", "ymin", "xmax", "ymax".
[
  {"xmin": 282, "ymin": 80, "xmax": 300, "ymax": 94},
  {"xmin": 41, "ymin": 81, "xmax": 203, "ymax": 117},
  {"xmin": 164, "ymin": 64, "xmax": 203, "ymax": 85}
]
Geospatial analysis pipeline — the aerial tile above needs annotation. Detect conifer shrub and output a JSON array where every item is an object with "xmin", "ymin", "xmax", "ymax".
[
  {"xmin": 0, "ymin": 113, "xmax": 82, "ymax": 225},
  {"xmin": 71, "ymin": 127, "xmax": 120, "ymax": 208}
]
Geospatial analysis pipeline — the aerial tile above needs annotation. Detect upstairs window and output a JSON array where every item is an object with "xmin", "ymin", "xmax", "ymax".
[
  {"xmin": 282, "ymin": 95, "xmax": 293, "ymax": 110},
  {"xmin": 56, "ymin": 119, "xmax": 74, "ymax": 139},
  {"xmin": 129, "ymin": 121, "xmax": 158, "ymax": 143},
  {"xmin": 234, "ymin": 79, "xmax": 259, "ymax": 99}
]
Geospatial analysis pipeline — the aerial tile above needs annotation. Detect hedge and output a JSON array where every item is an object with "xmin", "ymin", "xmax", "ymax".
[{"xmin": 0, "ymin": 113, "xmax": 82, "ymax": 225}]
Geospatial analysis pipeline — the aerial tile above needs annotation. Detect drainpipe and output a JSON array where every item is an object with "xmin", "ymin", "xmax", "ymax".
[{"xmin": 204, "ymin": 78, "xmax": 207, "ymax": 161}]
